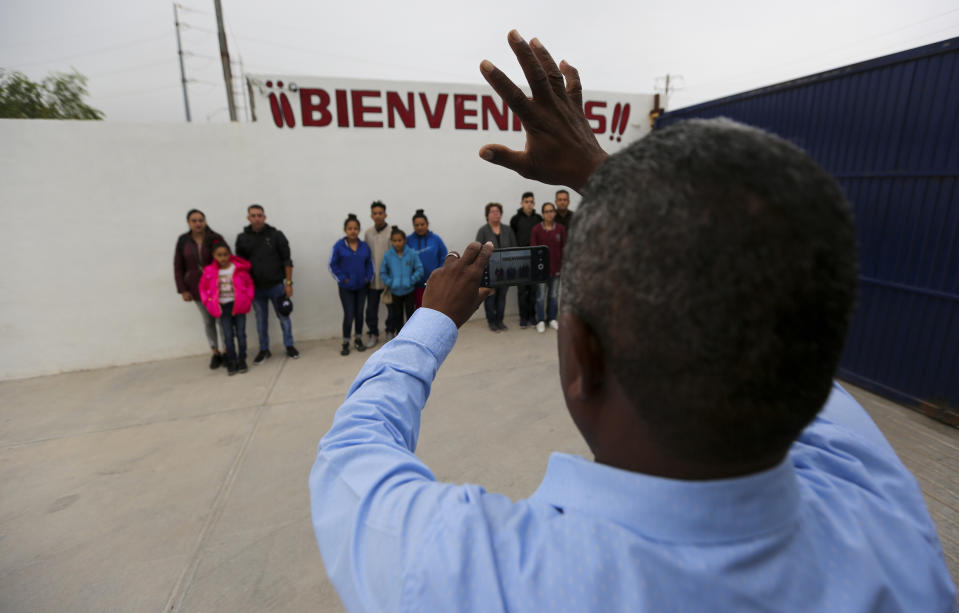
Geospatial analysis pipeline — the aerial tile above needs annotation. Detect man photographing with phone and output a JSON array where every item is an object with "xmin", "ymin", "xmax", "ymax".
[{"xmin": 309, "ymin": 30, "xmax": 955, "ymax": 612}]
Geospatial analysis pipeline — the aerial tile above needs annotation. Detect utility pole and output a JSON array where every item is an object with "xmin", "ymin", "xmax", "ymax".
[
  {"xmin": 654, "ymin": 74, "xmax": 685, "ymax": 110},
  {"xmin": 213, "ymin": 0, "xmax": 237, "ymax": 121},
  {"xmin": 173, "ymin": 3, "xmax": 191, "ymax": 122},
  {"xmin": 235, "ymin": 56, "xmax": 249, "ymax": 122}
]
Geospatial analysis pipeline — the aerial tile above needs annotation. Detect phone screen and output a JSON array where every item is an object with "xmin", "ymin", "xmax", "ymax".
[{"xmin": 487, "ymin": 248, "xmax": 532, "ymax": 287}]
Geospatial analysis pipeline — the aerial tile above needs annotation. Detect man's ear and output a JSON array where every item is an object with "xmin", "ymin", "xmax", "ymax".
[{"xmin": 558, "ymin": 311, "xmax": 606, "ymax": 402}]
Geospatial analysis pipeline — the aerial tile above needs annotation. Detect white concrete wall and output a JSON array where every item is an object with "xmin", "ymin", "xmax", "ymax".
[{"xmin": 0, "ymin": 112, "xmax": 648, "ymax": 380}]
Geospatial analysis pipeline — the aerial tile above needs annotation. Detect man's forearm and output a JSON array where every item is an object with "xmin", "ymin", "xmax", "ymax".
[{"xmin": 309, "ymin": 309, "xmax": 459, "ymax": 610}]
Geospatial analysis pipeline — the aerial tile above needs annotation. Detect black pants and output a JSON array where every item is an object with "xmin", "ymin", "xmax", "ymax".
[
  {"xmin": 484, "ymin": 287, "xmax": 508, "ymax": 325},
  {"xmin": 339, "ymin": 286, "xmax": 367, "ymax": 338},
  {"xmin": 365, "ymin": 288, "xmax": 384, "ymax": 336},
  {"xmin": 387, "ymin": 292, "xmax": 415, "ymax": 332},
  {"xmin": 517, "ymin": 283, "xmax": 536, "ymax": 323}
]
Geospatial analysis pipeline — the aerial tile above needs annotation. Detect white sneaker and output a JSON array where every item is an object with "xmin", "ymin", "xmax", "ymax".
[
  {"xmin": 365, "ymin": 333, "xmax": 378, "ymax": 348},
  {"xmin": 536, "ymin": 321, "xmax": 546, "ymax": 333},
  {"xmin": 548, "ymin": 320, "xmax": 559, "ymax": 330}
]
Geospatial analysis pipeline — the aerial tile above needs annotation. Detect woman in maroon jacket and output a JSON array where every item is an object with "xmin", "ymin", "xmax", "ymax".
[
  {"xmin": 174, "ymin": 209, "xmax": 226, "ymax": 369},
  {"xmin": 529, "ymin": 202, "xmax": 566, "ymax": 333}
]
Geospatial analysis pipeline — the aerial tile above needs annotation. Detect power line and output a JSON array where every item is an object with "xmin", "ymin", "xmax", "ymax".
[
  {"xmin": 5, "ymin": 34, "xmax": 171, "ymax": 70},
  {"xmin": 234, "ymin": 33, "xmax": 467, "ymax": 79},
  {"xmin": 87, "ymin": 59, "xmax": 173, "ymax": 78},
  {"xmin": 175, "ymin": 3, "xmax": 213, "ymax": 17},
  {"xmin": 0, "ymin": 16, "xmax": 159, "ymax": 52},
  {"xmin": 180, "ymin": 23, "xmax": 217, "ymax": 36},
  {"xmin": 94, "ymin": 82, "xmax": 181, "ymax": 99}
]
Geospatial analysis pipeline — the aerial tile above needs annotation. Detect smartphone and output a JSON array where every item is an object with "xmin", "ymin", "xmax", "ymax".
[{"xmin": 481, "ymin": 246, "xmax": 550, "ymax": 287}]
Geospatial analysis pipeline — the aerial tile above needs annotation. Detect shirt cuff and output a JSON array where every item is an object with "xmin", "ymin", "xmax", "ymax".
[{"xmin": 395, "ymin": 308, "xmax": 458, "ymax": 363}]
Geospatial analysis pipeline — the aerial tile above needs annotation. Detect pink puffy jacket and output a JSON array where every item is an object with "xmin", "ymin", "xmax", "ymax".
[{"xmin": 198, "ymin": 256, "xmax": 255, "ymax": 318}]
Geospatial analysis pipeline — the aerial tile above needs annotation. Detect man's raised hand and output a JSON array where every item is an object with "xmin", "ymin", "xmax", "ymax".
[
  {"xmin": 479, "ymin": 30, "xmax": 609, "ymax": 192},
  {"xmin": 421, "ymin": 242, "xmax": 494, "ymax": 328}
]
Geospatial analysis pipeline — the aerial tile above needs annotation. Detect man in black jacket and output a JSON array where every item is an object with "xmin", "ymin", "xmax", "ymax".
[
  {"xmin": 509, "ymin": 191, "xmax": 542, "ymax": 328},
  {"xmin": 235, "ymin": 204, "xmax": 300, "ymax": 362}
]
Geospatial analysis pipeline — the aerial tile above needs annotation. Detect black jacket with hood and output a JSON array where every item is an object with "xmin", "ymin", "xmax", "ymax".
[
  {"xmin": 235, "ymin": 223, "xmax": 293, "ymax": 289},
  {"xmin": 509, "ymin": 208, "xmax": 543, "ymax": 247}
]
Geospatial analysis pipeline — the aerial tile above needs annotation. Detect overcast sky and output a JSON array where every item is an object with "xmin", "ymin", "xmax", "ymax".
[{"xmin": 2, "ymin": 0, "xmax": 957, "ymax": 123}]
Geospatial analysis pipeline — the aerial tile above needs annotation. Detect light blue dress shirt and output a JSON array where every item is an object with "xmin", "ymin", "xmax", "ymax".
[{"xmin": 310, "ymin": 309, "xmax": 957, "ymax": 612}]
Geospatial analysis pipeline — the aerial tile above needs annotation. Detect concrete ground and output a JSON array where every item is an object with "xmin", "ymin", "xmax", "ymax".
[{"xmin": 1, "ymin": 318, "xmax": 956, "ymax": 612}]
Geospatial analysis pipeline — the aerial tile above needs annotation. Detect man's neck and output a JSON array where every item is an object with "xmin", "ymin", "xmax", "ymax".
[
  {"xmin": 375, "ymin": 222, "xmax": 387, "ymax": 231},
  {"xmin": 585, "ymin": 378, "xmax": 785, "ymax": 480}
]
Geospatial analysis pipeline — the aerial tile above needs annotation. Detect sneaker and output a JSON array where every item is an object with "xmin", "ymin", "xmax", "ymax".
[
  {"xmin": 489, "ymin": 323, "xmax": 501, "ymax": 333},
  {"xmin": 519, "ymin": 319, "xmax": 529, "ymax": 329},
  {"xmin": 226, "ymin": 360, "xmax": 238, "ymax": 376},
  {"xmin": 340, "ymin": 341, "xmax": 350, "ymax": 356},
  {"xmin": 253, "ymin": 349, "xmax": 271, "ymax": 364},
  {"xmin": 237, "ymin": 359, "xmax": 248, "ymax": 373},
  {"xmin": 209, "ymin": 353, "xmax": 222, "ymax": 370},
  {"xmin": 385, "ymin": 331, "xmax": 395, "ymax": 341},
  {"xmin": 354, "ymin": 336, "xmax": 366, "ymax": 352},
  {"xmin": 536, "ymin": 321, "xmax": 546, "ymax": 333},
  {"xmin": 365, "ymin": 333, "xmax": 379, "ymax": 348},
  {"xmin": 549, "ymin": 320, "xmax": 559, "ymax": 330},
  {"xmin": 497, "ymin": 322, "xmax": 508, "ymax": 331},
  {"xmin": 286, "ymin": 345, "xmax": 300, "ymax": 359}
]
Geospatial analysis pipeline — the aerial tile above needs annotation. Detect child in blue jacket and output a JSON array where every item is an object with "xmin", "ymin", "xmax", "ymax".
[
  {"xmin": 380, "ymin": 226, "xmax": 424, "ymax": 337},
  {"xmin": 329, "ymin": 214, "xmax": 374, "ymax": 355}
]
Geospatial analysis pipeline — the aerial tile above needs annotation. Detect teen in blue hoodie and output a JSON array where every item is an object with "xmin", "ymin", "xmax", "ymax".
[
  {"xmin": 329, "ymin": 214, "xmax": 374, "ymax": 355},
  {"xmin": 409, "ymin": 209, "xmax": 448, "ymax": 308},
  {"xmin": 380, "ymin": 226, "xmax": 424, "ymax": 336}
]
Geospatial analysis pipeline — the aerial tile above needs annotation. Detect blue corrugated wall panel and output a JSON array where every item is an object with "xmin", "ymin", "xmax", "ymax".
[{"xmin": 656, "ymin": 38, "xmax": 959, "ymax": 424}]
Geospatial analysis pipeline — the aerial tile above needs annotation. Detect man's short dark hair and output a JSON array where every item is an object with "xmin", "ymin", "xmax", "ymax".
[
  {"xmin": 371, "ymin": 200, "xmax": 386, "ymax": 212},
  {"xmin": 521, "ymin": 191, "xmax": 534, "ymax": 200},
  {"xmin": 563, "ymin": 118, "xmax": 858, "ymax": 465},
  {"xmin": 248, "ymin": 204, "xmax": 264, "ymax": 213},
  {"xmin": 555, "ymin": 189, "xmax": 569, "ymax": 198}
]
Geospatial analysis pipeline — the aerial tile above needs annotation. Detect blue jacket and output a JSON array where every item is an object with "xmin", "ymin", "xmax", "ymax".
[
  {"xmin": 380, "ymin": 246, "xmax": 424, "ymax": 296},
  {"xmin": 408, "ymin": 231, "xmax": 447, "ymax": 288},
  {"xmin": 329, "ymin": 238, "xmax": 374, "ymax": 290}
]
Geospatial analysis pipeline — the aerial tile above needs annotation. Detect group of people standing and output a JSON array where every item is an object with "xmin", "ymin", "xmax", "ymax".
[
  {"xmin": 174, "ymin": 190, "xmax": 574, "ymax": 366},
  {"xmin": 173, "ymin": 205, "xmax": 299, "ymax": 374},
  {"xmin": 476, "ymin": 189, "xmax": 573, "ymax": 333},
  {"xmin": 329, "ymin": 203, "xmax": 447, "ymax": 355}
]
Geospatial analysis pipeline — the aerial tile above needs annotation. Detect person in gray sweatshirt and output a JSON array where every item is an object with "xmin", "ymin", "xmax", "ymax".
[{"xmin": 363, "ymin": 200, "xmax": 392, "ymax": 347}]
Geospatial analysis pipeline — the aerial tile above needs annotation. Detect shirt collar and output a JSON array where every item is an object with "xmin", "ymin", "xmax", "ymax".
[{"xmin": 529, "ymin": 452, "xmax": 800, "ymax": 545}]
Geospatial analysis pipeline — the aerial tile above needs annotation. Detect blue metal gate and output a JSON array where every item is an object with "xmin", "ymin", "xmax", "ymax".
[{"xmin": 656, "ymin": 38, "xmax": 959, "ymax": 425}]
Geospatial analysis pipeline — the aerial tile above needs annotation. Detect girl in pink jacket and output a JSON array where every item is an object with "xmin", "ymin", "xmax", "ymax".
[{"xmin": 199, "ymin": 240, "xmax": 255, "ymax": 375}]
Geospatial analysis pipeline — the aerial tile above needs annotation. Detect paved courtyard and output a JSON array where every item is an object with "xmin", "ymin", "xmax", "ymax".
[{"xmin": 1, "ymin": 318, "xmax": 957, "ymax": 612}]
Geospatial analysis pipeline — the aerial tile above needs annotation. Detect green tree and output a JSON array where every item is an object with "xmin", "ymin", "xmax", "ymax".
[{"xmin": 0, "ymin": 69, "xmax": 104, "ymax": 120}]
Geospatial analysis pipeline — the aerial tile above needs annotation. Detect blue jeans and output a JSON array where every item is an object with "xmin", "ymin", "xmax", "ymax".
[
  {"xmin": 218, "ymin": 302, "xmax": 247, "ymax": 361},
  {"xmin": 339, "ymin": 286, "xmax": 368, "ymax": 338},
  {"xmin": 536, "ymin": 277, "xmax": 561, "ymax": 323},
  {"xmin": 253, "ymin": 283, "xmax": 294, "ymax": 351}
]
